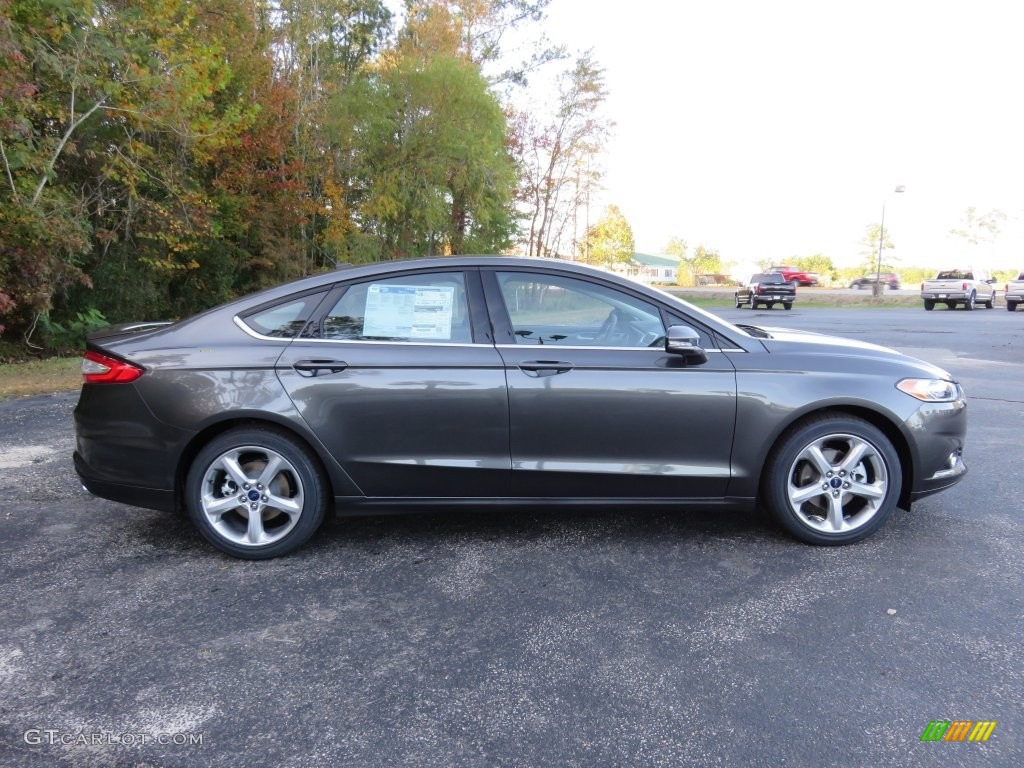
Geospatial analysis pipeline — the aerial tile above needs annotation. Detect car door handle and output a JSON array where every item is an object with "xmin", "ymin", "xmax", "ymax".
[
  {"xmin": 293, "ymin": 359, "xmax": 348, "ymax": 377},
  {"xmin": 518, "ymin": 360, "xmax": 575, "ymax": 377}
]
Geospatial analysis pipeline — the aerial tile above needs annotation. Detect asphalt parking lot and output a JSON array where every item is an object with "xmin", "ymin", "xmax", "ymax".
[{"xmin": 1, "ymin": 306, "xmax": 1020, "ymax": 767}]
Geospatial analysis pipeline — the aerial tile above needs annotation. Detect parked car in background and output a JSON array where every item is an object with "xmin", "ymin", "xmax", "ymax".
[
  {"xmin": 850, "ymin": 272, "xmax": 901, "ymax": 290},
  {"xmin": 920, "ymin": 270, "xmax": 995, "ymax": 311},
  {"xmin": 1005, "ymin": 271, "xmax": 1024, "ymax": 311},
  {"xmin": 734, "ymin": 273, "xmax": 796, "ymax": 310},
  {"xmin": 768, "ymin": 265, "xmax": 819, "ymax": 287},
  {"xmin": 74, "ymin": 257, "xmax": 967, "ymax": 559}
]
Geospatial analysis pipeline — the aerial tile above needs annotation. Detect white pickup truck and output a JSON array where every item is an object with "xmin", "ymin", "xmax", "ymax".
[
  {"xmin": 1005, "ymin": 271, "xmax": 1024, "ymax": 312},
  {"xmin": 921, "ymin": 269, "xmax": 995, "ymax": 311}
]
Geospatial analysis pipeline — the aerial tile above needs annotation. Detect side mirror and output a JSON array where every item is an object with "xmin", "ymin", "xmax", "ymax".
[{"xmin": 665, "ymin": 324, "xmax": 708, "ymax": 364}]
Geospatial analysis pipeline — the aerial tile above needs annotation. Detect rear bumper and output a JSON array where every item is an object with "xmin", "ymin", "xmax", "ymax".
[
  {"xmin": 75, "ymin": 451, "xmax": 177, "ymax": 512},
  {"xmin": 922, "ymin": 291, "xmax": 968, "ymax": 300},
  {"xmin": 73, "ymin": 383, "xmax": 189, "ymax": 513}
]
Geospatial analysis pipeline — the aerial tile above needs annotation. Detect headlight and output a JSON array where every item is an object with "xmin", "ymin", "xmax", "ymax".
[{"xmin": 896, "ymin": 378, "xmax": 961, "ymax": 402}]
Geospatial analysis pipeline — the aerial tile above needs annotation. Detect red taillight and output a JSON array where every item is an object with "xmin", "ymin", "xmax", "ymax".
[
  {"xmin": 81, "ymin": 350, "xmax": 144, "ymax": 384},
  {"xmin": 755, "ymin": 285, "xmax": 763, "ymax": 294},
  {"xmin": 920, "ymin": 282, "xmax": 924, "ymax": 291},
  {"xmin": 962, "ymin": 282, "xmax": 968, "ymax": 291},
  {"xmin": 1006, "ymin": 283, "xmax": 1010, "ymax": 293}
]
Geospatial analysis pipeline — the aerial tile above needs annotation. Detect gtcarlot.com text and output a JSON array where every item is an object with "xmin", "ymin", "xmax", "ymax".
[{"xmin": 24, "ymin": 729, "xmax": 203, "ymax": 746}]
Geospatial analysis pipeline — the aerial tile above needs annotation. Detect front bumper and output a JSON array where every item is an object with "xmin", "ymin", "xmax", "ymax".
[{"xmin": 904, "ymin": 396, "xmax": 968, "ymax": 503}]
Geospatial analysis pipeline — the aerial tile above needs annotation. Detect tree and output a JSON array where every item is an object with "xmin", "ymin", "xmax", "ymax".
[
  {"xmin": 859, "ymin": 223, "xmax": 896, "ymax": 275},
  {"xmin": 328, "ymin": 52, "xmax": 516, "ymax": 259},
  {"xmin": 516, "ymin": 52, "xmax": 610, "ymax": 259},
  {"xmin": 268, "ymin": 0, "xmax": 394, "ymax": 273},
  {"xmin": 949, "ymin": 206, "xmax": 1006, "ymax": 270},
  {"xmin": 582, "ymin": 204, "xmax": 633, "ymax": 268},
  {"xmin": 400, "ymin": 0, "xmax": 564, "ymax": 86}
]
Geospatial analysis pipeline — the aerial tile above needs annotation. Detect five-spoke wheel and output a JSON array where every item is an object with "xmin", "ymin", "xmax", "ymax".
[
  {"xmin": 186, "ymin": 428, "xmax": 326, "ymax": 558},
  {"xmin": 763, "ymin": 415, "xmax": 901, "ymax": 545}
]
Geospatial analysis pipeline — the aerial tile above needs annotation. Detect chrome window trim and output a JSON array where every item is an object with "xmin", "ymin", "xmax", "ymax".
[
  {"xmin": 495, "ymin": 343, "xmax": 730, "ymax": 353},
  {"xmin": 234, "ymin": 317, "xmax": 748, "ymax": 353}
]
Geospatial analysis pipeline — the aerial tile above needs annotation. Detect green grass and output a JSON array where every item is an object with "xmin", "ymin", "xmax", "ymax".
[
  {"xmin": 0, "ymin": 357, "xmax": 81, "ymax": 400},
  {"xmin": 663, "ymin": 288, "xmax": 922, "ymax": 309}
]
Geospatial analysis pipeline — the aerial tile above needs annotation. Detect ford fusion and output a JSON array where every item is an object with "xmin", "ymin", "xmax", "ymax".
[{"xmin": 73, "ymin": 257, "xmax": 967, "ymax": 558}]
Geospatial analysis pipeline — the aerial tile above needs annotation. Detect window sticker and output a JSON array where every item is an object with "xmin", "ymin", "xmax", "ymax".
[{"xmin": 363, "ymin": 284, "xmax": 455, "ymax": 339}]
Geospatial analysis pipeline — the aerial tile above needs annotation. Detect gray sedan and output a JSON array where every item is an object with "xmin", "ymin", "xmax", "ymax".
[{"xmin": 73, "ymin": 257, "xmax": 968, "ymax": 558}]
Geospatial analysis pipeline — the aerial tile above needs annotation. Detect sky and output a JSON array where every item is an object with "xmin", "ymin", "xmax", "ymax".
[{"xmin": 527, "ymin": 0, "xmax": 1024, "ymax": 272}]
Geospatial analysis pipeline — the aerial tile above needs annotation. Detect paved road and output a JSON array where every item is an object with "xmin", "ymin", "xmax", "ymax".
[{"xmin": 0, "ymin": 308, "xmax": 1020, "ymax": 767}]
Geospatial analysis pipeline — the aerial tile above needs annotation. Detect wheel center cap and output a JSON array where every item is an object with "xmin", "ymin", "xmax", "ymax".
[
  {"xmin": 248, "ymin": 489, "xmax": 261, "ymax": 501},
  {"xmin": 830, "ymin": 477, "xmax": 843, "ymax": 489}
]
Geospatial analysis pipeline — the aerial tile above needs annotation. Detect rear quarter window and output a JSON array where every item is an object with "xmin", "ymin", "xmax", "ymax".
[{"xmin": 240, "ymin": 292, "xmax": 326, "ymax": 338}]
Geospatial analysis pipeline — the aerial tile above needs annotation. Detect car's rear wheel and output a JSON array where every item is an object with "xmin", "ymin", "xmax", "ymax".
[
  {"xmin": 185, "ymin": 427, "xmax": 327, "ymax": 559},
  {"xmin": 1009, "ymin": 301, "xmax": 1019, "ymax": 312},
  {"xmin": 923, "ymin": 300, "xmax": 934, "ymax": 311},
  {"xmin": 964, "ymin": 292, "xmax": 975, "ymax": 310},
  {"xmin": 783, "ymin": 303, "xmax": 793, "ymax": 310},
  {"xmin": 750, "ymin": 299, "xmax": 758, "ymax": 309},
  {"xmin": 763, "ymin": 415, "xmax": 901, "ymax": 545}
]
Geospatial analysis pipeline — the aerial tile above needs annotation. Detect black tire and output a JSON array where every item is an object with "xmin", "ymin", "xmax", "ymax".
[
  {"xmin": 1009, "ymin": 301, "xmax": 1019, "ymax": 312},
  {"xmin": 762, "ymin": 414, "xmax": 902, "ymax": 546},
  {"xmin": 783, "ymin": 303, "xmax": 793, "ymax": 310},
  {"xmin": 185, "ymin": 426, "xmax": 328, "ymax": 559},
  {"xmin": 984, "ymin": 296, "xmax": 994, "ymax": 309},
  {"xmin": 964, "ymin": 292, "xmax": 975, "ymax": 311},
  {"xmin": 734, "ymin": 294, "xmax": 743, "ymax": 308},
  {"xmin": 923, "ymin": 300, "xmax": 934, "ymax": 311},
  {"xmin": 768, "ymin": 303, "xmax": 776, "ymax": 309},
  {"xmin": 750, "ymin": 299, "xmax": 758, "ymax": 309}
]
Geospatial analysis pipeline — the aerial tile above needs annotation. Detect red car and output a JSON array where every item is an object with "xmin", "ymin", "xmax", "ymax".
[{"xmin": 768, "ymin": 265, "xmax": 819, "ymax": 287}]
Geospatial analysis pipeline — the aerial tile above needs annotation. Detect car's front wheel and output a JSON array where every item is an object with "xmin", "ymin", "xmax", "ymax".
[
  {"xmin": 763, "ymin": 415, "xmax": 901, "ymax": 545},
  {"xmin": 185, "ymin": 427, "xmax": 327, "ymax": 559}
]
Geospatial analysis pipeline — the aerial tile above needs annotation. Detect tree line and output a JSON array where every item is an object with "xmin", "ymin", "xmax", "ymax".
[{"xmin": 0, "ymin": 0, "xmax": 613, "ymax": 350}]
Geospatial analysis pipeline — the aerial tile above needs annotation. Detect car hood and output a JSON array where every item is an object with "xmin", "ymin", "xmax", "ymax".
[{"xmin": 754, "ymin": 326, "xmax": 955, "ymax": 380}]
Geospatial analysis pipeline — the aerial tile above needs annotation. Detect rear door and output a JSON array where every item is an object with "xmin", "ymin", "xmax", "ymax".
[{"xmin": 275, "ymin": 268, "xmax": 510, "ymax": 498}]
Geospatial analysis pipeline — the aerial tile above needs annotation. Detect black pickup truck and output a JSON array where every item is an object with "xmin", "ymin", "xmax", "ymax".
[{"xmin": 734, "ymin": 273, "xmax": 797, "ymax": 310}]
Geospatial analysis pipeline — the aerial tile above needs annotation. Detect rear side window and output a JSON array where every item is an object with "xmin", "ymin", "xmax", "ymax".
[
  {"xmin": 241, "ymin": 292, "xmax": 326, "ymax": 338},
  {"xmin": 316, "ymin": 272, "xmax": 472, "ymax": 343}
]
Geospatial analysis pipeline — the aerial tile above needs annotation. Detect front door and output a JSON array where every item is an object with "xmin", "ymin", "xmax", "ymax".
[{"xmin": 484, "ymin": 269, "xmax": 737, "ymax": 499}]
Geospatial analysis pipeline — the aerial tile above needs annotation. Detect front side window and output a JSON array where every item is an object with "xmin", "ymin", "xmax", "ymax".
[
  {"xmin": 496, "ymin": 272, "xmax": 665, "ymax": 347},
  {"xmin": 316, "ymin": 272, "xmax": 472, "ymax": 343}
]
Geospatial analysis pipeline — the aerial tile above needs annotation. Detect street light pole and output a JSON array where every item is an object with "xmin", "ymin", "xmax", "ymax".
[{"xmin": 875, "ymin": 185, "xmax": 905, "ymax": 297}]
